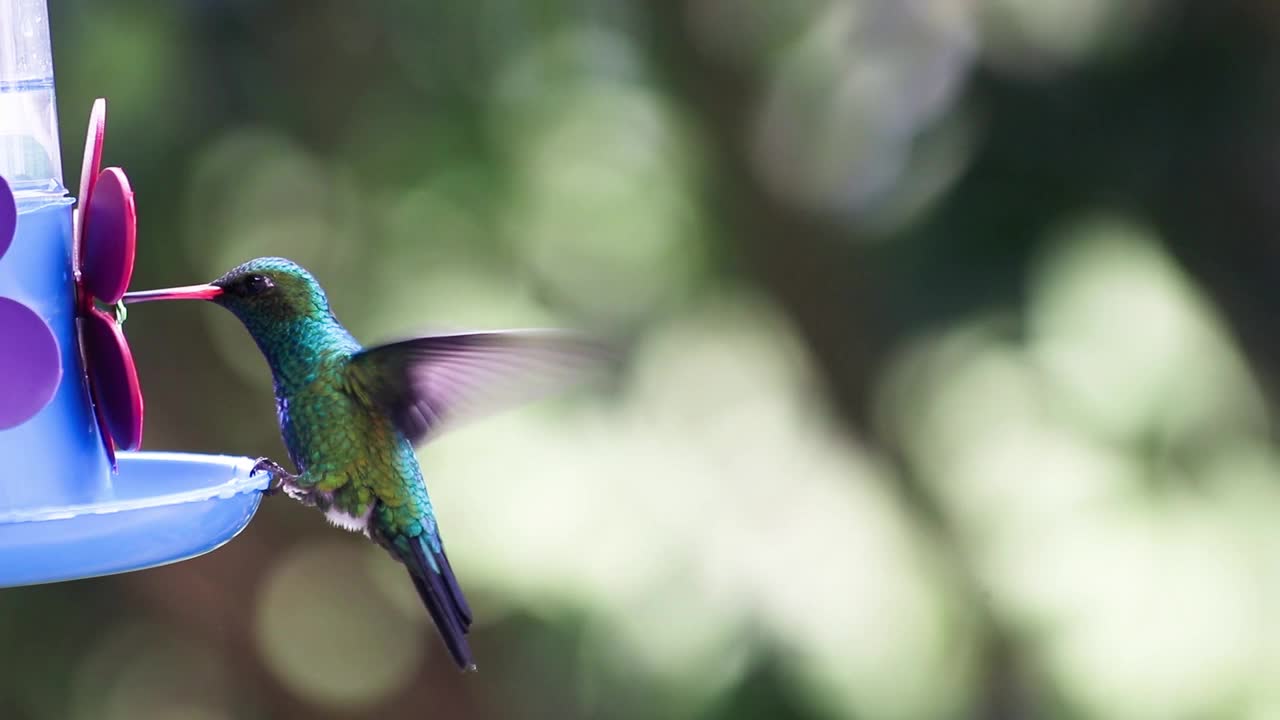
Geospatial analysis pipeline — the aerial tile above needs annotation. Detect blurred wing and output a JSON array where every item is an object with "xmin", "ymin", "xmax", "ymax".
[{"xmin": 345, "ymin": 329, "xmax": 607, "ymax": 445}]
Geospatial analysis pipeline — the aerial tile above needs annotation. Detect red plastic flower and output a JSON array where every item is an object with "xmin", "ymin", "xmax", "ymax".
[{"xmin": 72, "ymin": 98, "xmax": 140, "ymax": 470}]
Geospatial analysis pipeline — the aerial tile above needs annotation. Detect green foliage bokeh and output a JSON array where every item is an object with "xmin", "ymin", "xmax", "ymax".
[{"xmin": 4, "ymin": 2, "xmax": 1280, "ymax": 719}]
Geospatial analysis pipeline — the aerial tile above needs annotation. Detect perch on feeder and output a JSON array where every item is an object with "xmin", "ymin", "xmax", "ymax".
[{"xmin": 0, "ymin": 0, "xmax": 270, "ymax": 588}]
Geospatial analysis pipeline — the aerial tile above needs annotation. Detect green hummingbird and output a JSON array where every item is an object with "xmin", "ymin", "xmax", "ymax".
[{"xmin": 123, "ymin": 257, "xmax": 602, "ymax": 671}]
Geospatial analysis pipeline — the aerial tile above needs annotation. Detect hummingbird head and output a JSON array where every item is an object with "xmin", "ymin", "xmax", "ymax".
[
  {"xmin": 123, "ymin": 256, "xmax": 340, "ymax": 352},
  {"xmin": 208, "ymin": 257, "xmax": 331, "ymax": 324}
]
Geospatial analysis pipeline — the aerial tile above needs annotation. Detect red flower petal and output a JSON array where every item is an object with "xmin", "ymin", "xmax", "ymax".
[
  {"xmin": 74, "ymin": 99, "xmax": 106, "ymax": 269},
  {"xmin": 82, "ymin": 168, "xmax": 136, "ymax": 304},
  {"xmin": 82, "ymin": 307, "xmax": 143, "ymax": 453},
  {"xmin": 75, "ymin": 314, "xmax": 116, "ymax": 470}
]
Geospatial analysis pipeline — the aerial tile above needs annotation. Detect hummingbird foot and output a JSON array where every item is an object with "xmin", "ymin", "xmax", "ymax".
[{"xmin": 250, "ymin": 457, "xmax": 297, "ymax": 497}]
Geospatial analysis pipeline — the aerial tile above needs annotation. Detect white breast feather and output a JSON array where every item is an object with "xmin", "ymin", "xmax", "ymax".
[
  {"xmin": 313, "ymin": 490, "xmax": 374, "ymax": 535},
  {"xmin": 325, "ymin": 504, "xmax": 374, "ymax": 533}
]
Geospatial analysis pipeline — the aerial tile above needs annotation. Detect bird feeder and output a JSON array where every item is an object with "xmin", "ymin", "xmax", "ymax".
[{"xmin": 0, "ymin": 0, "xmax": 266, "ymax": 587}]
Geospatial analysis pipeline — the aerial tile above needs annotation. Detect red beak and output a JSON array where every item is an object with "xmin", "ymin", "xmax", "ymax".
[{"xmin": 122, "ymin": 284, "xmax": 223, "ymax": 303}]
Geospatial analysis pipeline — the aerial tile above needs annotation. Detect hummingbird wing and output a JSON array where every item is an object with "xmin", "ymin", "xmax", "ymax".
[{"xmin": 344, "ymin": 329, "xmax": 606, "ymax": 445}]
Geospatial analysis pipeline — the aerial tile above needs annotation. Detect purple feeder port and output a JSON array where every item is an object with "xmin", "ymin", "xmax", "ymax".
[{"xmin": 0, "ymin": 295, "xmax": 60, "ymax": 430}]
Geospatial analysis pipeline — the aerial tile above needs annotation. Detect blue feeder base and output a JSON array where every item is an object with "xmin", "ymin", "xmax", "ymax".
[{"xmin": 0, "ymin": 452, "xmax": 268, "ymax": 587}]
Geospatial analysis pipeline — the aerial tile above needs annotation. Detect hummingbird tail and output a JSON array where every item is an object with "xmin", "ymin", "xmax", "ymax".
[{"xmin": 407, "ymin": 535, "xmax": 476, "ymax": 671}]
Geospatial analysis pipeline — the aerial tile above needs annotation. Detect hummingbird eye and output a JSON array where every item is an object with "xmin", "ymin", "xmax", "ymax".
[{"xmin": 241, "ymin": 273, "xmax": 275, "ymax": 296}]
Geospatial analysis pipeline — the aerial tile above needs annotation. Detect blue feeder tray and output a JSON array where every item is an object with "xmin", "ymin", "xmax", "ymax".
[{"xmin": 0, "ymin": 453, "xmax": 268, "ymax": 587}]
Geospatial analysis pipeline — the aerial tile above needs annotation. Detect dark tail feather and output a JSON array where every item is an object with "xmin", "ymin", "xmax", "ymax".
[
  {"xmin": 436, "ymin": 551, "xmax": 473, "ymax": 626},
  {"xmin": 408, "ymin": 536, "xmax": 476, "ymax": 671}
]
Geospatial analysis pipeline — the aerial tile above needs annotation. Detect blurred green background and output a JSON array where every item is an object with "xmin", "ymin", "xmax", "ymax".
[{"xmin": 7, "ymin": 0, "xmax": 1280, "ymax": 718}]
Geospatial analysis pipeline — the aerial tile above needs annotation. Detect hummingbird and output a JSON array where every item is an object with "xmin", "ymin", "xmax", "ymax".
[{"xmin": 123, "ymin": 257, "xmax": 602, "ymax": 671}]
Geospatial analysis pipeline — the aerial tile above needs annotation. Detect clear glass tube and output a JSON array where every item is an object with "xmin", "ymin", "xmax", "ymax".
[{"xmin": 0, "ymin": 0, "xmax": 61, "ymax": 198}]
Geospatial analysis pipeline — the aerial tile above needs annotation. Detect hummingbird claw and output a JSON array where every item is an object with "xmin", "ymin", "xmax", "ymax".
[{"xmin": 251, "ymin": 457, "xmax": 296, "ymax": 496}]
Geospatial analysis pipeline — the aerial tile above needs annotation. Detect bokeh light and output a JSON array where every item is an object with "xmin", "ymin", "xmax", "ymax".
[
  {"xmin": 879, "ymin": 211, "xmax": 1280, "ymax": 719},
  {"xmin": 255, "ymin": 541, "xmax": 426, "ymax": 710}
]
